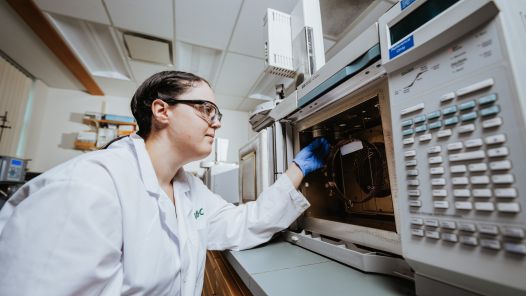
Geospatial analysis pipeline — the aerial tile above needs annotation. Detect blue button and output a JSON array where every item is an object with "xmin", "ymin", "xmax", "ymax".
[
  {"xmin": 480, "ymin": 105, "xmax": 500, "ymax": 117},
  {"xmin": 414, "ymin": 115, "xmax": 426, "ymax": 123},
  {"xmin": 444, "ymin": 116, "xmax": 459, "ymax": 126},
  {"xmin": 402, "ymin": 128, "xmax": 414, "ymax": 136},
  {"xmin": 478, "ymin": 93, "xmax": 497, "ymax": 105},
  {"xmin": 460, "ymin": 111, "xmax": 477, "ymax": 122},
  {"xmin": 429, "ymin": 121, "xmax": 442, "ymax": 130},
  {"xmin": 427, "ymin": 111, "xmax": 441, "ymax": 120},
  {"xmin": 402, "ymin": 119, "xmax": 413, "ymax": 127},
  {"xmin": 459, "ymin": 100, "xmax": 476, "ymax": 111},
  {"xmin": 415, "ymin": 125, "xmax": 427, "ymax": 133},
  {"xmin": 442, "ymin": 106, "xmax": 457, "ymax": 115}
]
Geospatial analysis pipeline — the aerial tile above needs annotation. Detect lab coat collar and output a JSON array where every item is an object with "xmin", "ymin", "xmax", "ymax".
[
  {"xmin": 129, "ymin": 134, "xmax": 161, "ymax": 196},
  {"xmin": 129, "ymin": 134, "xmax": 192, "ymax": 198}
]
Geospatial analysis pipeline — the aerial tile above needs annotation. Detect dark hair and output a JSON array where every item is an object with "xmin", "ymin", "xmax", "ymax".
[{"xmin": 130, "ymin": 71, "xmax": 210, "ymax": 138}]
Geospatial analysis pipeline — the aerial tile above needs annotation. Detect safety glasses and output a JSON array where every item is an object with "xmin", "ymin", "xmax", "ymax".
[{"xmin": 159, "ymin": 97, "xmax": 222, "ymax": 124}]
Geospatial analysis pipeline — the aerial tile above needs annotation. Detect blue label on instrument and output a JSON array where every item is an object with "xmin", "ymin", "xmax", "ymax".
[
  {"xmin": 401, "ymin": 0, "xmax": 416, "ymax": 10},
  {"xmin": 389, "ymin": 35, "xmax": 414, "ymax": 59},
  {"xmin": 11, "ymin": 159, "xmax": 22, "ymax": 166}
]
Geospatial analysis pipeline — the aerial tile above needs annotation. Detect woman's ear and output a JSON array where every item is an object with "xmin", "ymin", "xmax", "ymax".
[{"xmin": 151, "ymin": 99, "xmax": 171, "ymax": 128}]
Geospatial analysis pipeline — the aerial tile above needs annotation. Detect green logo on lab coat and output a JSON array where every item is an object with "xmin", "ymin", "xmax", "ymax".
[{"xmin": 194, "ymin": 208, "xmax": 204, "ymax": 219}]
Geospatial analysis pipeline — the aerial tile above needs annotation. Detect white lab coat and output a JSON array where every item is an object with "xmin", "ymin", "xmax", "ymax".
[{"xmin": 0, "ymin": 134, "xmax": 310, "ymax": 295}]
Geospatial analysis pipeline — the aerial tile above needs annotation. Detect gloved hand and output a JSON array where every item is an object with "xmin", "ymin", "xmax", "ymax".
[{"xmin": 293, "ymin": 137, "xmax": 330, "ymax": 176}]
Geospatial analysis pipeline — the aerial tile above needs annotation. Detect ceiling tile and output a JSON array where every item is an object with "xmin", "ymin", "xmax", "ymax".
[
  {"xmin": 175, "ymin": 41, "xmax": 222, "ymax": 83},
  {"xmin": 237, "ymin": 98, "xmax": 266, "ymax": 112},
  {"xmin": 128, "ymin": 60, "xmax": 175, "ymax": 85},
  {"xmin": 175, "ymin": 0, "xmax": 242, "ymax": 50},
  {"xmin": 94, "ymin": 76, "xmax": 138, "ymax": 98},
  {"xmin": 215, "ymin": 53, "xmax": 264, "ymax": 97},
  {"xmin": 34, "ymin": 0, "xmax": 110, "ymax": 25},
  {"xmin": 229, "ymin": 0, "xmax": 298, "ymax": 58},
  {"xmin": 105, "ymin": 0, "xmax": 173, "ymax": 39},
  {"xmin": 215, "ymin": 94, "xmax": 244, "ymax": 110}
]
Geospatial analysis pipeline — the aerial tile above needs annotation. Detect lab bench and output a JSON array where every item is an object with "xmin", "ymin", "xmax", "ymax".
[{"xmin": 223, "ymin": 240, "xmax": 415, "ymax": 296}]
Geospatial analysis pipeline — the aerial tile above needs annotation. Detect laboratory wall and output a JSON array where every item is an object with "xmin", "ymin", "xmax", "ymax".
[{"xmin": 26, "ymin": 87, "xmax": 254, "ymax": 174}]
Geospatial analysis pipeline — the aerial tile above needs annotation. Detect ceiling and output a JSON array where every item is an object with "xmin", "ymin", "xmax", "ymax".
[{"xmin": 1, "ymin": 0, "xmax": 386, "ymax": 112}]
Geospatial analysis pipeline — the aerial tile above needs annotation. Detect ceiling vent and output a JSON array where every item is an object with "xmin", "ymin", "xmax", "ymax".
[{"xmin": 123, "ymin": 32, "xmax": 173, "ymax": 65}]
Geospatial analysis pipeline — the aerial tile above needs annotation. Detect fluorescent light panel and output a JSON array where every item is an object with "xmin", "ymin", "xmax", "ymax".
[{"xmin": 46, "ymin": 12, "xmax": 131, "ymax": 80}]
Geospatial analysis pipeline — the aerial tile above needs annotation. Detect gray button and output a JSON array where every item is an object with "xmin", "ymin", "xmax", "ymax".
[
  {"xmin": 468, "ymin": 163, "xmax": 487, "ymax": 172},
  {"xmin": 475, "ymin": 202, "xmax": 495, "ymax": 211},
  {"xmin": 431, "ymin": 178, "xmax": 446, "ymax": 186},
  {"xmin": 410, "ymin": 218, "xmax": 424, "ymax": 225},
  {"xmin": 401, "ymin": 103, "xmax": 425, "ymax": 116},
  {"xmin": 405, "ymin": 160, "xmax": 417, "ymax": 167},
  {"xmin": 408, "ymin": 190, "xmax": 421, "ymax": 197},
  {"xmin": 501, "ymin": 227, "xmax": 524, "ymax": 238},
  {"xmin": 428, "ymin": 156, "xmax": 443, "ymax": 164},
  {"xmin": 409, "ymin": 200, "xmax": 422, "ymax": 207},
  {"xmin": 440, "ymin": 92, "xmax": 455, "ymax": 103},
  {"xmin": 456, "ymin": 78, "xmax": 494, "ymax": 97},
  {"xmin": 407, "ymin": 179, "xmax": 420, "ymax": 186},
  {"xmin": 458, "ymin": 124, "xmax": 475, "ymax": 134},
  {"xmin": 419, "ymin": 134, "xmax": 432, "ymax": 142},
  {"xmin": 440, "ymin": 221, "xmax": 456, "ymax": 229},
  {"xmin": 453, "ymin": 189, "xmax": 470, "ymax": 197},
  {"xmin": 482, "ymin": 117, "xmax": 502, "ymax": 129},
  {"xmin": 492, "ymin": 174, "xmax": 515, "ymax": 184},
  {"xmin": 494, "ymin": 188, "xmax": 517, "ymax": 198},
  {"xmin": 472, "ymin": 189, "xmax": 492, "ymax": 198},
  {"xmin": 425, "ymin": 219, "xmax": 439, "ymax": 227},
  {"xmin": 430, "ymin": 167, "xmax": 445, "ymax": 175},
  {"xmin": 427, "ymin": 146, "xmax": 442, "ymax": 154},
  {"xmin": 480, "ymin": 239, "xmax": 501, "ymax": 250},
  {"xmin": 432, "ymin": 190, "xmax": 448, "ymax": 197},
  {"xmin": 471, "ymin": 176, "xmax": 490, "ymax": 185},
  {"xmin": 407, "ymin": 170, "xmax": 419, "ymax": 176},
  {"xmin": 433, "ymin": 201, "xmax": 449, "ymax": 209},
  {"xmin": 478, "ymin": 224, "xmax": 499, "ymax": 235},
  {"xmin": 442, "ymin": 233, "xmax": 458, "ymax": 242},
  {"xmin": 484, "ymin": 134, "xmax": 506, "ymax": 145},
  {"xmin": 425, "ymin": 231, "xmax": 440, "ymax": 239},
  {"xmin": 437, "ymin": 129, "xmax": 452, "ymax": 138},
  {"xmin": 465, "ymin": 138, "xmax": 483, "ymax": 148},
  {"xmin": 411, "ymin": 228, "xmax": 425, "ymax": 237},
  {"xmin": 452, "ymin": 177, "xmax": 469, "ymax": 185},
  {"xmin": 504, "ymin": 243, "xmax": 526, "ymax": 255},
  {"xmin": 487, "ymin": 147, "xmax": 509, "ymax": 157},
  {"xmin": 458, "ymin": 223, "xmax": 476, "ymax": 232},
  {"xmin": 403, "ymin": 137, "xmax": 415, "ymax": 145},
  {"xmin": 460, "ymin": 236, "xmax": 478, "ymax": 246},
  {"xmin": 450, "ymin": 165, "xmax": 467, "ymax": 173},
  {"xmin": 447, "ymin": 142, "xmax": 463, "ymax": 151},
  {"xmin": 489, "ymin": 160, "xmax": 512, "ymax": 171},
  {"xmin": 455, "ymin": 202, "xmax": 473, "ymax": 210},
  {"xmin": 449, "ymin": 151, "xmax": 486, "ymax": 162},
  {"xmin": 496, "ymin": 202, "xmax": 520, "ymax": 213},
  {"xmin": 404, "ymin": 150, "xmax": 417, "ymax": 157}
]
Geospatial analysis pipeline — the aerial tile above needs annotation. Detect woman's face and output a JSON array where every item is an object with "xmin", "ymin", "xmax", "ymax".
[{"xmin": 168, "ymin": 81, "xmax": 221, "ymax": 161}]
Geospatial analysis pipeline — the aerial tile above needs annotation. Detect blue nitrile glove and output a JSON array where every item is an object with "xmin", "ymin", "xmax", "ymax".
[{"xmin": 293, "ymin": 137, "xmax": 330, "ymax": 176}]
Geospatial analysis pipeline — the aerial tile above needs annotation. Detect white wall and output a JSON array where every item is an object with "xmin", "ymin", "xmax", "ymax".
[
  {"xmin": 28, "ymin": 87, "xmax": 132, "ymax": 172},
  {"xmin": 27, "ymin": 87, "xmax": 254, "ymax": 174}
]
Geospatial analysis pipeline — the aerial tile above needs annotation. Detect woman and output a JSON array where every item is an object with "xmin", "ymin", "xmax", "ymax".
[{"xmin": 0, "ymin": 71, "xmax": 329, "ymax": 295}]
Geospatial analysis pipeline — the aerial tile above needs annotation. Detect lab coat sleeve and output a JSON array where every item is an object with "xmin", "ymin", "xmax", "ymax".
[
  {"xmin": 205, "ymin": 174, "xmax": 310, "ymax": 251},
  {"xmin": 0, "ymin": 161, "xmax": 123, "ymax": 295}
]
